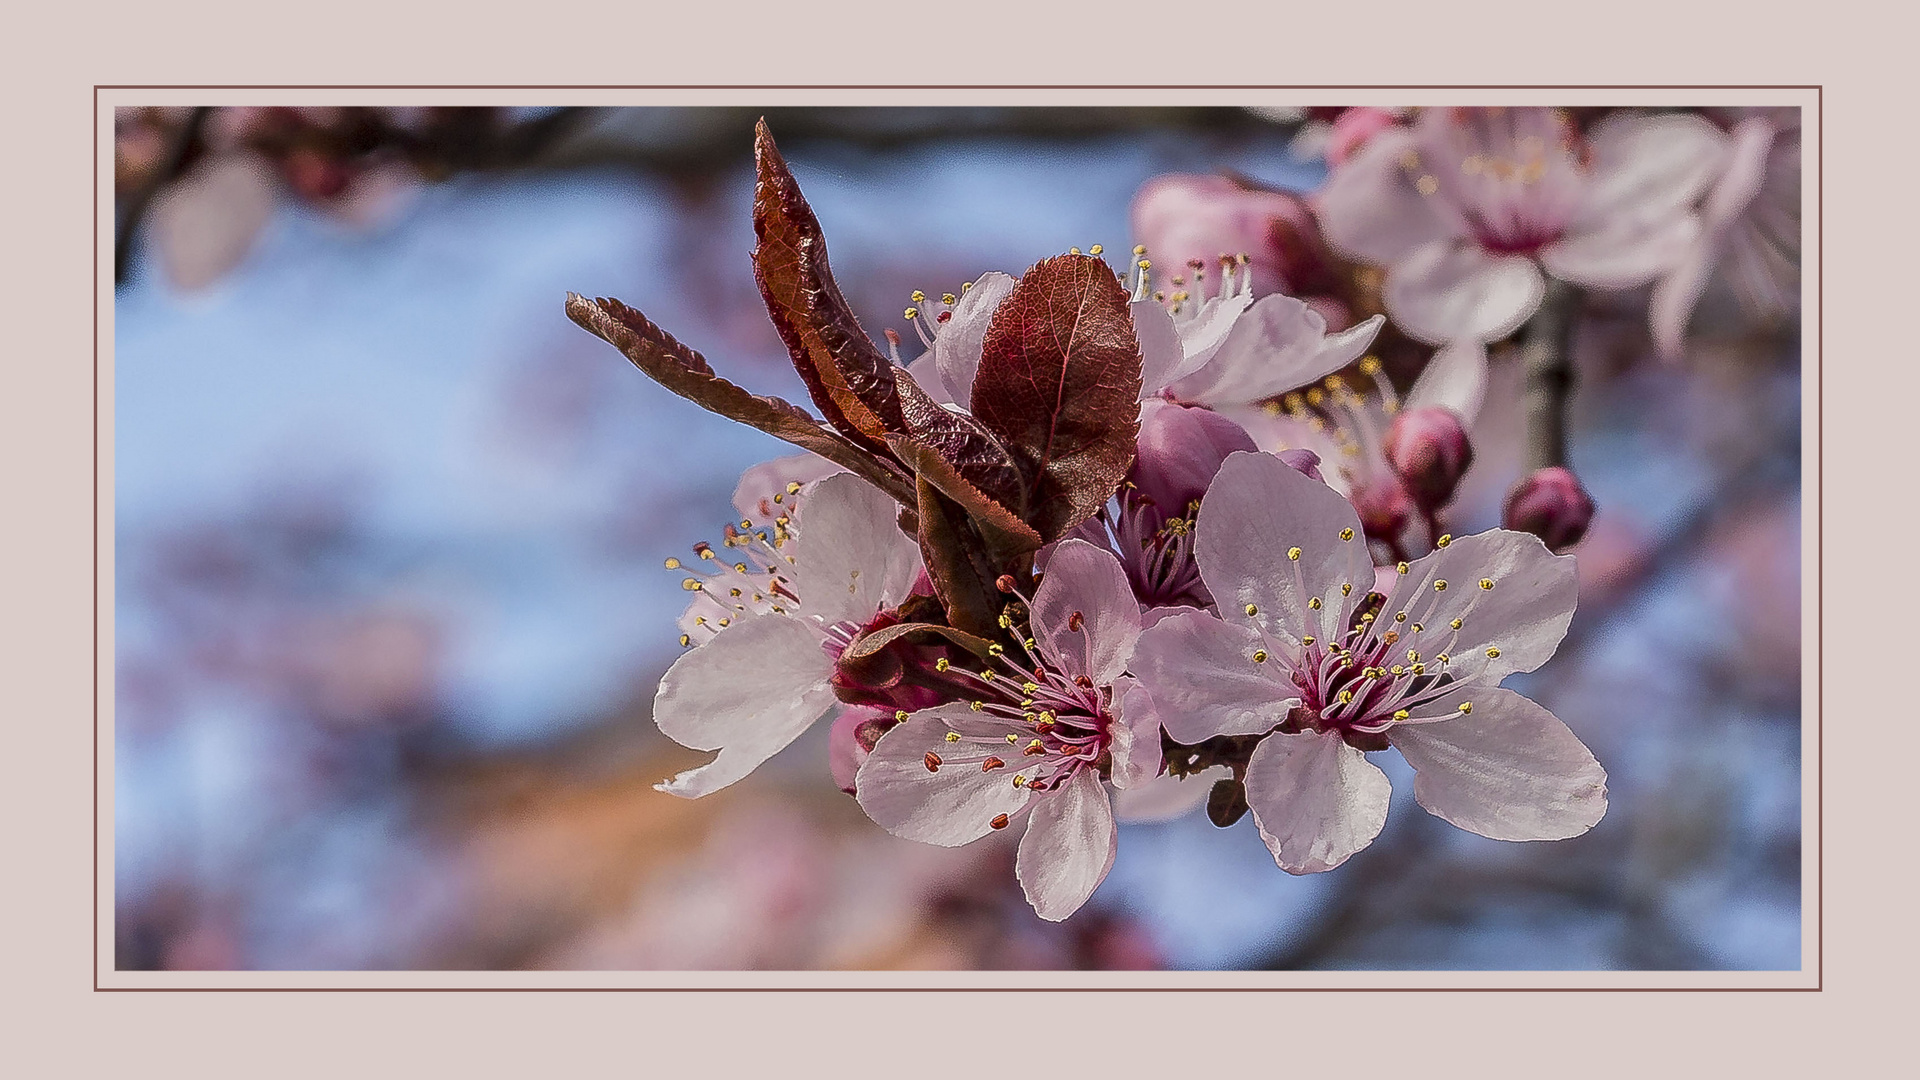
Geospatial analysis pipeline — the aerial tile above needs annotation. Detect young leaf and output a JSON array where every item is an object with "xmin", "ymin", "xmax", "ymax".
[
  {"xmin": 894, "ymin": 371, "xmax": 1028, "ymax": 523},
  {"xmin": 565, "ymin": 293, "xmax": 915, "ymax": 506},
  {"xmin": 751, "ymin": 119, "xmax": 904, "ymax": 450},
  {"xmin": 970, "ymin": 253, "xmax": 1143, "ymax": 542},
  {"xmin": 912, "ymin": 473, "xmax": 1004, "ymax": 639}
]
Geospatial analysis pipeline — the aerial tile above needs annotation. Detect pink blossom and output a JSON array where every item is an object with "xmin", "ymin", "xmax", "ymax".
[
  {"xmin": 654, "ymin": 473, "xmax": 923, "ymax": 797},
  {"xmin": 855, "ymin": 540, "xmax": 1159, "ymax": 920},
  {"xmin": 1129, "ymin": 173, "xmax": 1330, "ymax": 299},
  {"xmin": 1129, "ymin": 452, "xmax": 1607, "ymax": 874},
  {"xmin": 1650, "ymin": 111, "xmax": 1801, "ymax": 359},
  {"xmin": 1316, "ymin": 107, "xmax": 1726, "ymax": 351}
]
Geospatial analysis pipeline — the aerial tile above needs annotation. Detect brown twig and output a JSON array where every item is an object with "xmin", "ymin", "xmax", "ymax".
[{"xmin": 1521, "ymin": 278, "xmax": 1583, "ymax": 471}]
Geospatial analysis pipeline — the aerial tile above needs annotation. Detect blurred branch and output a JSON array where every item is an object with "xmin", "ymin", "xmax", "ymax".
[
  {"xmin": 115, "ymin": 106, "xmax": 209, "ymax": 286},
  {"xmin": 1522, "ymin": 278, "xmax": 1583, "ymax": 471}
]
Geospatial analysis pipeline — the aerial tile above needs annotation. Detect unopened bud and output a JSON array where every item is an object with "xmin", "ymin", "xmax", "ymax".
[
  {"xmin": 1383, "ymin": 406, "xmax": 1473, "ymax": 511},
  {"xmin": 1350, "ymin": 477, "xmax": 1412, "ymax": 544},
  {"xmin": 1503, "ymin": 466, "xmax": 1595, "ymax": 552}
]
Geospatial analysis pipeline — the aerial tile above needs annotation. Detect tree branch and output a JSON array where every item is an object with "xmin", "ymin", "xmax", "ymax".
[{"xmin": 1521, "ymin": 278, "xmax": 1583, "ymax": 471}]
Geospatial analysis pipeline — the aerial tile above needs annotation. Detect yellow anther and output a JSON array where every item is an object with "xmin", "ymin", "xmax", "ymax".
[
  {"xmin": 1451, "ymin": 618, "xmax": 1464, "ymax": 630},
  {"xmin": 1480, "ymin": 578, "xmax": 1495, "ymax": 590},
  {"xmin": 1437, "ymin": 652, "xmax": 1450, "ymax": 663},
  {"xmin": 910, "ymin": 290, "xmax": 926, "ymax": 303},
  {"xmin": 718, "ymin": 618, "xmax": 731, "ymax": 627},
  {"xmin": 895, "ymin": 710, "xmax": 910, "ymax": 722},
  {"xmin": 1288, "ymin": 547, "xmax": 1302, "ymax": 561},
  {"xmin": 1070, "ymin": 247, "xmax": 1081, "ymax": 255},
  {"xmin": 1411, "ymin": 663, "xmax": 1425, "ymax": 675},
  {"xmin": 1458, "ymin": 702, "xmax": 1473, "ymax": 714},
  {"xmin": 981, "ymin": 670, "xmax": 997, "ymax": 682},
  {"xmin": 1395, "ymin": 612, "xmax": 1407, "ymax": 623},
  {"xmin": 1340, "ymin": 528, "xmax": 1354, "ymax": 541},
  {"xmin": 970, "ymin": 701, "xmax": 984, "ymax": 712},
  {"xmin": 682, "ymin": 579, "xmax": 703, "ymax": 591},
  {"xmin": 729, "ymin": 588, "xmax": 742, "ymax": 598},
  {"xmin": 1252, "ymin": 649, "xmax": 1269, "ymax": 663},
  {"xmin": 904, "ymin": 308, "xmax": 917, "ymax": 319},
  {"xmin": 1391, "ymin": 665, "xmax": 1405, "ymax": 676},
  {"xmin": 1012, "ymin": 775, "xmax": 1027, "ymax": 787},
  {"xmin": 1024, "ymin": 638, "xmax": 1037, "ymax": 650},
  {"xmin": 1361, "ymin": 612, "xmax": 1375, "ymax": 623},
  {"xmin": 1324, "ymin": 374, "xmax": 1347, "ymax": 392},
  {"xmin": 988, "ymin": 643, "xmax": 1005, "ymax": 655},
  {"xmin": 664, "ymin": 557, "xmax": 681, "ymax": 569},
  {"xmin": 1020, "ymin": 682, "xmax": 1038, "ymax": 694},
  {"xmin": 1089, "ymin": 244, "xmax": 1104, "ymax": 255},
  {"xmin": 1245, "ymin": 603, "xmax": 1259, "ymax": 616},
  {"xmin": 946, "ymin": 731, "xmax": 962, "ymax": 742},
  {"xmin": 1412, "ymin": 623, "xmax": 1424, "ymax": 633},
  {"xmin": 1433, "ymin": 580, "xmax": 1448, "ymax": 591},
  {"xmin": 1302, "ymin": 636, "xmax": 1315, "ymax": 646},
  {"xmin": 1393, "ymin": 709, "xmax": 1411, "ymax": 721},
  {"xmin": 734, "ymin": 562, "xmax": 748, "ymax": 573},
  {"xmin": 1028, "ymin": 739, "xmax": 1046, "ymax": 753},
  {"xmin": 786, "ymin": 482, "xmax": 802, "ymax": 495},
  {"xmin": 961, "ymin": 280, "xmax": 973, "ymax": 292},
  {"xmin": 942, "ymin": 293, "xmax": 956, "ymax": 305},
  {"xmin": 935, "ymin": 658, "xmax": 950, "ymax": 672},
  {"xmin": 678, "ymin": 634, "xmax": 691, "ymax": 647},
  {"xmin": 1436, "ymin": 534, "xmax": 1452, "ymax": 547},
  {"xmin": 1485, "ymin": 647, "xmax": 1501, "ymax": 659},
  {"xmin": 1397, "ymin": 562, "xmax": 1410, "ymax": 574},
  {"xmin": 1308, "ymin": 597, "xmax": 1322, "ymax": 610},
  {"xmin": 1339, "ymin": 690, "xmax": 1354, "ymax": 703},
  {"xmin": 1357, "ymin": 356, "xmax": 1382, "ymax": 376},
  {"xmin": 1342, "ymin": 583, "xmax": 1354, "ymax": 596},
  {"xmin": 772, "ymin": 493, "xmax": 784, "ymax": 505},
  {"xmin": 1007, "ymin": 733, "xmax": 1019, "ymax": 744},
  {"xmin": 1138, "ymin": 259, "xmax": 1152, "ymax": 270},
  {"xmin": 1306, "ymin": 387, "xmax": 1325, "ymax": 406}
]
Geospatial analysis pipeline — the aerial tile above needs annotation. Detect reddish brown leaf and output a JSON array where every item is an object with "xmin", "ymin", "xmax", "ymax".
[
  {"xmin": 912, "ymin": 474, "xmax": 1004, "ymax": 639},
  {"xmin": 884, "ymin": 435, "xmax": 1040, "ymax": 566},
  {"xmin": 565, "ymin": 293, "xmax": 915, "ymax": 507},
  {"xmin": 971, "ymin": 253, "xmax": 1143, "ymax": 542},
  {"xmin": 893, "ymin": 371, "xmax": 1029, "ymax": 522},
  {"xmin": 750, "ymin": 119, "xmax": 903, "ymax": 451}
]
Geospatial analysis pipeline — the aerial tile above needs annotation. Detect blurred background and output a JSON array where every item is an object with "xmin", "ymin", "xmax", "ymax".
[{"xmin": 111, "ymin": 105, "xmax": 1802, "ymax": 971}]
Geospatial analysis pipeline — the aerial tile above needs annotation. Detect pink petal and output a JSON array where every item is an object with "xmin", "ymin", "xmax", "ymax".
[
  {"xmin": 1128, "ymin": 609, "xmax": 1296, "ymax": 744},
  {"xmin": 1573, "ymin": 111, "xmax": 1728, "ymax": 236},
  {"xmin": 932, "ymin": 270, "xmax": 1017, "ymax": 410},
  {"xmin": 150, "ymin": 151, "xmax": 279, "ymax": 292},
  {"xmin": 1387, "ymin": 687, "xmax": 1607, "ymax": 841},
  {"xmin": 1405, "ymin": 339, "xmax": 1488, "ymax": 424},
  {"xmin": 855, "ymin": 704, "xmax": 1035, "ymax": 846},
  {"xmin": 1316, "ymin": 127, "xmax": 1460, "ymax": 266},
  {"xmin": 902, "ymin": 350, "xmax": 955, "ymax": 405},
  {"xmin": 1130, "ymin": 399, "xmax": 1256, "ymax": 519},
  {"xmin": 1384, "ymin": 240, "xmax": 1545, "ymax": 345},
  {"xmin": 1107, "ymin": 675, "xmax": 1165, "ymax": 791},
  {"xmin": 792, "ymin": 473, "xmax": 922, "ymax": 627},
  {"xmin": 1195, "ymin": 451, "xmax": 1373, "ymax": 647},
  {"xmin": 1169, "ymin": 292, "xmax": 1383, "ymax": 407},
  {"xmin": 1030, "ymin": 539, "xmax": 1142, "ymax": 687},
  {"xmin": 1244, "ymin": 730, "xmax": 1391, "ymax": 874},
  {"xmin": 1016, "ymin": 768, "xmax": 1117, "ymax": 921},
  {"xmin": 1539, "ymin": 212, "xmax": 1702, "ymax": 290},
  {"xmin": 1648, "ymin": 241, "xmax": 1715, "ymax": 361},
  {"xmin": 1132, "ymin": 297, "xmax": 1192, "ymax": 396},
  {"xmin": 653, "ymin": 614, "xmax": 840, "ymax": 798},
  {"xmin": 1381, "ymin": 528, "xmax": 1578, "ymax": 685}
]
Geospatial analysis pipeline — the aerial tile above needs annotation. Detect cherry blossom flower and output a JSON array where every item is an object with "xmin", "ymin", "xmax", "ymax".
[
  {"xmin": 855, "ymin": 540, "xmax": 1159, "ymax": 920},
  {"xmin": 1130, "ymin": 451, "xmax": 1607, "ymax": 874},
  {"xmin": 654, "ymin": 472, "xmax": 922, "ymax": 797},
  {"xmin": 1128, "ymin": 173, "xmax": 1333, "ymax": 302},
  {"xmin": 1315, "ymin": 106, "xmax": 1726, "ymax": 361},
  {"xmin": 1650, "ymin": 110, "xmax": 1801, "ymax": 359}
]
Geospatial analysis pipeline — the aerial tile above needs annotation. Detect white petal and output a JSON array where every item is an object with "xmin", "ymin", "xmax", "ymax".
[
  {"xmin": 1171, "ymin": 292, "xmax": 1383, "ymax": 407},
  {"xmin": 1131, "ymin": 298, "xmax": 1189, "ymax": 397},
  {"xmin": 1539, "ymin": 212, "xmax": 1702, "ymax": 290},
  {"xmin": 653, "ymin": 615, "xmax": 839, "ymax": 798},
  {"xmin": 932, "ymin": 270, "xmax": 1017, "ymax": 410},
  {"xmin": 150, "ymin": 151, "xmax": 278, "ymax": 292},
  {"xmin": 1316, "ymin": 127, "xmax": 1460, "ymax": 265},
  {"xmin": 1107, "ymin": 676, "xmax": 1164, "ymax": 790},
  {"xmin": 1648, "ymin": 241, "xmax": 1715, "ymax": 361},
  {"xmin": 902, "ymin": 350, "xmax": 955, "ymax": 405},
  {"xmin": 1405, "ymin": 339, "xmax": 1489, "ymax": 424},
  {"xmin": 1195, "ymin": 451, "xmax": 1373, "ymax": 646},
  {"xmin": 1382, "ymin": 528, "xmax": 1578, "ymax": 685},
  {"xmin": 1030, "ymin": 539, "xmax": 1142, "ymax": 686},
  {"xmin": 1128, "ymin": 609, "xmax": 1296, "ymax": 744},
  {"xmin": 1573, "ymin": 111, "xmax": 1728, "ymax": 236},
  {"xmin": 855, "ymin": 704, "xmax": 1035, "ymax": 846},
  {"xmin": 1170, "ymin": 289, "xmax": 1255, "ymax": 373},
  {"xmin": 1244, "ymin": 730, "xmax": 1391, "ymax": 874},
  {"xmin": 731, "ymin": 452, "xmax": 845, "ymax": 523},
  {"xmin": 1388, "ymin": 686, "xmax": 1607, "ymax": 841},
  {"xmin": 792, "ymin": 473, "xmax": 922, "ymax": 627},
  {"xmin": 1384, "ymin": 241, "xmax": 1545, "ymax": 345},
  {"xmin": 1112, "ymin": 765, "xmax": 1230, "ymax": 823},
  {"xmin": 1016, "ymin": 768, "xmax": 1117, "ymax": 921}
]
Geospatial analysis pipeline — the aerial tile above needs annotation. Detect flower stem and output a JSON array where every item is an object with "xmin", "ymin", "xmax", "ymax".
[{"xmin": 1521, "ymin": 278, "xmax": 1583, "ymax": 471}]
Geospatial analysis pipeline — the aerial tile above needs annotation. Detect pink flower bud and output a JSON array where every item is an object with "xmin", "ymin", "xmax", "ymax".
[
  {"xmin": 1503, "ymin": 466, "xmax": 1596, "ymax": 552},
  {"xmin": 1350, "ymin": 477, "xmax": 1412, "ymax": 544},
  {"xmin": 1383, "ymin": 406, "xmax": 1473, "ymax": 512},
  {"xmin": 1129, "ymin": 174, "xmax": 1333, "ymax": 299}
]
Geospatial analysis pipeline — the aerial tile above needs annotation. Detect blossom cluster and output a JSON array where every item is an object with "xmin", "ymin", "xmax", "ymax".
[{"xmin": 567, "ymin": 108, "xmax": 1789, "ymax": 921}]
